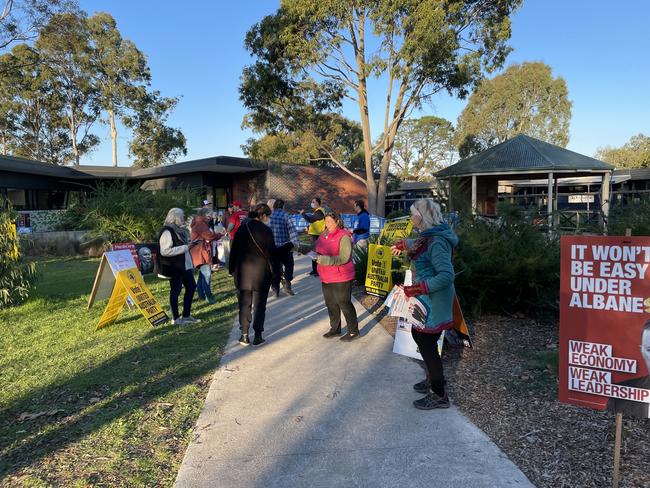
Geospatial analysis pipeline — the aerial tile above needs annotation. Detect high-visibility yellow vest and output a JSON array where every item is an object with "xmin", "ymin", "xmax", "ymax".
[{"xmin": 308, "ymin": 207, "xmax": 325, "ymax": 236}]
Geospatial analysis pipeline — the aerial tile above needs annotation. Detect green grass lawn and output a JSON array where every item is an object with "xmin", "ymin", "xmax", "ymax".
[{"xmin": 0, "ymin": 258, "xmax": 237, "ymax": 487}]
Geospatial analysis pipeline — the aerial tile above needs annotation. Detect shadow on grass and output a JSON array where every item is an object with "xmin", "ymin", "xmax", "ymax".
[
  {"xmin": 0, "ymin": 261, "xmax": 245, "ymax": 483},
  {"xmin": 0, "ymin": 310, "xmax": 232, "ymax": 480}
]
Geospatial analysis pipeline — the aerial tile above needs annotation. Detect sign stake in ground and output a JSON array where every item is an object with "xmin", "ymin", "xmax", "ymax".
[{"xmin": 612, "ymin": 412, "xmax": 623, "ymax": 488}]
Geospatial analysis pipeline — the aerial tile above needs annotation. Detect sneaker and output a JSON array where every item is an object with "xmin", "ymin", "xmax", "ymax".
[
  {"xmin": 282, "ymin": 281, "xmax": 295, "ymax": 296},
  {"xmin": 323, "ymin": 329, "xmax": 341, "ymax": 338},
  {"xmin": 239, "ymin": 334, "xmax": 250, "ymax": 346},
  {"xmin": 340, "ymin": 332, "xmax": 360, "ymax": 342},
  {"xmin": 308, "ymin": 270, "xmax": 318, "ymax": 276},
  {"xmin": 413, "ymin": 391, "xmax": 450, "ymax": 410},
  {"xmin": 413, "ymin": 379, "xmax": 430, "ymax": 394},
  {"xmin": 171, "ymin": 317, "xmax": 186, "ymax": 325},
  {"xmin": 253, "ymin": 334, "xmax": 266, "ymax": 346},
  {"xmin": 206, "ymin": 296, "xmax": 217, "ymax": 305},
  {"xmin": 183, "ymin": 316, "xmax": 201, "ymax": 324},
  {"xmin": 272, "ymin": 286, "xmax": 280, "ymax": 298}
]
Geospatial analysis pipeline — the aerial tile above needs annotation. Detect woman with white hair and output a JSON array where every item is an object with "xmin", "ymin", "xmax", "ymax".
[
  {"xmin": 391, "ymin": 198, "xmax": 458, "ymax": 410},
  {"xmin": 159, "ymin": 208, "xmax": 200, "ymax": 325}
]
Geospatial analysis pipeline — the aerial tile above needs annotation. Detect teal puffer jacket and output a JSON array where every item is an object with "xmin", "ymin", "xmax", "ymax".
[{"xmin": 407, "ymin": 223, "xmax": 458, "ymax": 332}]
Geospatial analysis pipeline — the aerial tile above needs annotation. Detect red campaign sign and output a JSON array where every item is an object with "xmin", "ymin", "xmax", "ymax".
[{"xmin": 559, "ymin": 236, "xmax": 650, "ymax": 418}]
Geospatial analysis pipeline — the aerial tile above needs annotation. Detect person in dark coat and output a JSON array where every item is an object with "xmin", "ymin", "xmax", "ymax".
[{"xmin": 229, "ymin": 203, "xmax": 276, "ymax": 346}]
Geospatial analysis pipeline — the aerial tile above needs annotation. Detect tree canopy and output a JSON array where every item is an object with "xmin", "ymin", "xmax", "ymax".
[
  {"xmin": 0, "ymin": 9, "xmax": 184, "ymax": 167},
  {"xmin": 595, "ymin": 134, "xmax": 650, "ymax": 169},
  {"xmin": 455, "ymin": 61, "xmax": 572, "ymax": 157},
  {"xmin": 241, "ymin": 0, "xmax": 521, "ymax": 215},
  {"xmin": 391, "ymin": 115, "xmax": 455, "ymax": 181},
  {"xmin": 242, "ymin": 112, "xmax": 364, "ymax": 168},
  {"xmin": 0, "ymin": 0, "xmax": 77, "ymax": 52}
]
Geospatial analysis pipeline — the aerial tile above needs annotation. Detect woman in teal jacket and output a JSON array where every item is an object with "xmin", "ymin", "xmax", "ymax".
[{"xmin": 391, "ymin": 198, "xmax": 458, "ymax": 410}]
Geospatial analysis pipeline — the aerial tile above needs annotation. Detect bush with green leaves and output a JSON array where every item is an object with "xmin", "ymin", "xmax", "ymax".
[
  {"xmin": 0, "ymin": 199, "xmax": 36, "ymax": 307},
  {"xmin": 453, "ymin": 203, "xmax": 560, "ymax": 318},
  {"xmin": 64, "ymin": 180, "xmax": 200, "ymax": 243},
  {"xmin": 608, "ymin": 200, "xmax": 650, "ymax": 236}
]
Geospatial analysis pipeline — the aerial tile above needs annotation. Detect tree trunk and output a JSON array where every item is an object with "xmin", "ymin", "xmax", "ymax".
[
  {"xmin": 351, "ymin": 8, "xmax": 378, "ymax": 214},
  {"xmin": 109, "ymin": 108, "xmax": 118, "ymax": 167},
  {"xmin": 69, "ymin": 113, "xmax": 79, "ymax": 166}
]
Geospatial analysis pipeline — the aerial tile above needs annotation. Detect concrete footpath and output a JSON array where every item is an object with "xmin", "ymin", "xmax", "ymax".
[{"xmin": 175, "ymin": 256, "xmax": 534, "ymax": 488}]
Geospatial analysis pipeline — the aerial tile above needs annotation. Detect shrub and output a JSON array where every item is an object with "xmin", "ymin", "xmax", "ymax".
[
  {"xmin": 0, "ymin": 198, "xmax": 36, "ymax": 307},
  {"xmin": 608, "ymin": 200, "xmax": 650, "ymax": 236},
  {"xmin": 64, "ymin": 180, "xmax": 199, "ymax": 243},
  {"xmin": 453, "ymin": 203, "xmax": 560, "ymax": 318}
]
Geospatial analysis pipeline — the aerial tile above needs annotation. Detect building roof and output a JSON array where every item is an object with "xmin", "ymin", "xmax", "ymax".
[
  {"xmin": 436, "ymin": 134, "xmax": 614, "ymax": 178},
  {"xmin": 0, "ymin": 154, "xmax": 93, "ymax": 179},
  {"xmin": 0, "ymin": 155, "xmax": 270, "ymax": 181}
]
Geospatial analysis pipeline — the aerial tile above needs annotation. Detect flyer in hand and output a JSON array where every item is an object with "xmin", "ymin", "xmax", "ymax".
[{"xmin": 384, "ymin": 285, "xmax": 427, "ymax": 328}]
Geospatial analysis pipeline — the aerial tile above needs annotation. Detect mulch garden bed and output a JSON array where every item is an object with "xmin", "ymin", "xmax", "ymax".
[{"xmin": 354, "ymin": 288, "xmax": 650, "ymax": 488}]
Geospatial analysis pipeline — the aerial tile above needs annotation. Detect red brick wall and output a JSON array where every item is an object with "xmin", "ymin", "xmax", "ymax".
[{"xmin": 231, "ymin": 163, "xmax": 368, "ymax": 213}]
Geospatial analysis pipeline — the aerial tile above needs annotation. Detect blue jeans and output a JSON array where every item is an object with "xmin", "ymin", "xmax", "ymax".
[{"xmin": 196, "ymin": 264, "xmax": 215, "ymax": 301}]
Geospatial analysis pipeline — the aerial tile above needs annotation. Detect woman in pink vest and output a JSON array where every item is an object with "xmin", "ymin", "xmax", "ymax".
[{"xmin": 315, "ymin": 211, "xmax": 359, "ymax": 341}]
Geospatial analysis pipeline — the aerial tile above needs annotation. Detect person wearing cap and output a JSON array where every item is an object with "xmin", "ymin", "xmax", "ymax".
[
  {"xmin": 299, "ymin": 197, "xmax": 325, "ymax": 277},
  {"xmin": 227, "ymin": 201, "xmax": 248, "ymax": 240}
]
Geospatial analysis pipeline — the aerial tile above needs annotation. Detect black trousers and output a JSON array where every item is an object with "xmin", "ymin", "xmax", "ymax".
[
  {"xmin": 321, "ymin": 280, "xmax": 358, "ymax": 334},
  {"xmin": 169, "ymin": 269, "xmax": 197, "ymax": 320},
  {"xmin": 310, "ymin": 235, "xmax": 319, "ymax": 274},
  {"xmin": 272, "ymin": 243, "xmax": 294, "ymax": 288},
  {"xmin": 237, "ymin": 288, "xmax": 270, "ymax": 335},
  {"xmin": 411, "ymin": 328, "xmax": 445, "ymax": 396}
]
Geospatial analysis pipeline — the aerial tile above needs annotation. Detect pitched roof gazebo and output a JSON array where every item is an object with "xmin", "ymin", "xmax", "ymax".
[{"xmin": 436, "ymin": 134, "xmax": 614, "ymax": 224}]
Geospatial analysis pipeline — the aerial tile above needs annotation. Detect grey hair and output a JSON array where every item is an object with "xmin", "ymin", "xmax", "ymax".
[
  {"xmin": 197, "ymin": 207, "xmax": 212, "ymax": 217},
  {"xmin": 164, "ymin": 207, "xmax": 185, "ymax": 227},
  {"xmin": 411, "ymin": 199, "xmax": 443, "ymax": 228}
]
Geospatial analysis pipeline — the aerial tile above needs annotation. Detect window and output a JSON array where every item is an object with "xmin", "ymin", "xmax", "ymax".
[{"xmin": 6, "ymin": 189, "xmax": 26, "ymax": 209}]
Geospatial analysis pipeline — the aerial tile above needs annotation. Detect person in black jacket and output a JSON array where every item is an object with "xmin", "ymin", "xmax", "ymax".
[
  {"xmin": 229, "ymin": 203, "xmax": 276, "ymax": 346},
  {"xmin": 159, "ymin": 208, "xmax": 200, "ymax": 325}
]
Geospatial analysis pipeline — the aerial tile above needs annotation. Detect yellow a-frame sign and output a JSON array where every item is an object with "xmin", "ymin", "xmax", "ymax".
[{"xmin": 90, "ymin": 250, "xmax": 168, "ymax": 329}]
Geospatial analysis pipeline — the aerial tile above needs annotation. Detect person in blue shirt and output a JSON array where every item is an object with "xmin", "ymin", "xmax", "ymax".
[
  {"xmin": 269, "ymin": 199, "xmax": 299, "ymax": 297},
  {"xmin": 352, "ymin": 199, "xmax": 370, "ymax": 249}
]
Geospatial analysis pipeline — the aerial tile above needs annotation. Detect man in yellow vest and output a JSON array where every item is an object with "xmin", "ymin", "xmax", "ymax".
[{"xmin": 299, "ymin": 197, "xmax": 325, "ymax": 276}]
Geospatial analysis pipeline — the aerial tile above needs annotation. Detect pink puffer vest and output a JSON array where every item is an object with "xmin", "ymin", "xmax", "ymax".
[{"xmin": 315, "ymin": 227, "xmax": 355, "ymax": 284}]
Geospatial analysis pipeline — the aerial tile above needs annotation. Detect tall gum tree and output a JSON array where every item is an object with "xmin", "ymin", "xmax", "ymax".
[
  {"xmin": 36, "ymin": 12, "xmax": 99, "ymax": 165},
  {"xmin": 87, "ymin": 12, "xmax": 150, "ymax": 167},
  {"xmin": 455, "ymin": 61, "xmax": 572, "ymax": 157},
  {"xmin": 240, "ymin": 0, "xmax": 521, "ymax": 215}
]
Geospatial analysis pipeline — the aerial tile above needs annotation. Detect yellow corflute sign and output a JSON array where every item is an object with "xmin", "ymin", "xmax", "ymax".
[
  {"xmin": 94, "ymin": 266, "xmax": 168, "ymax": 329},
  {"xmin": 380, "ymin": 219, "xmax": 413, "ymax": 241},
  {"xmin": 116, "ymin": 269, "xmax": 168, "ymax": 327},
  {"xmin": 365, "ymin": 244, "xmax": 393, "ymax": 296},
  {"xmin": 96, "ymin": 279, "xmax": 130, "ymax": 330},
  {"xmin": 10, "ymin": 223, "xmax": 18, "ymax": 259}
]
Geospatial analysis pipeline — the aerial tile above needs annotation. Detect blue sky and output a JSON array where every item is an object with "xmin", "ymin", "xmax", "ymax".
[{"xmin": 78, "ymin": 0, "xmax": 650, "ymax": 166}]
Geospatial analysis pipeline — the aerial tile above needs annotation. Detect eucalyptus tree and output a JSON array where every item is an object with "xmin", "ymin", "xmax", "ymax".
[
  {"xmin": 455, "ymin": 61, "xmax": 572, "ymax": 157},
  {"xmin": 241, "ymin": 0, "xmax": 521, "ymax": 215},
  {"xmin": 87, "ymin": 12, "xmax": 150, "ymax": 166}
]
